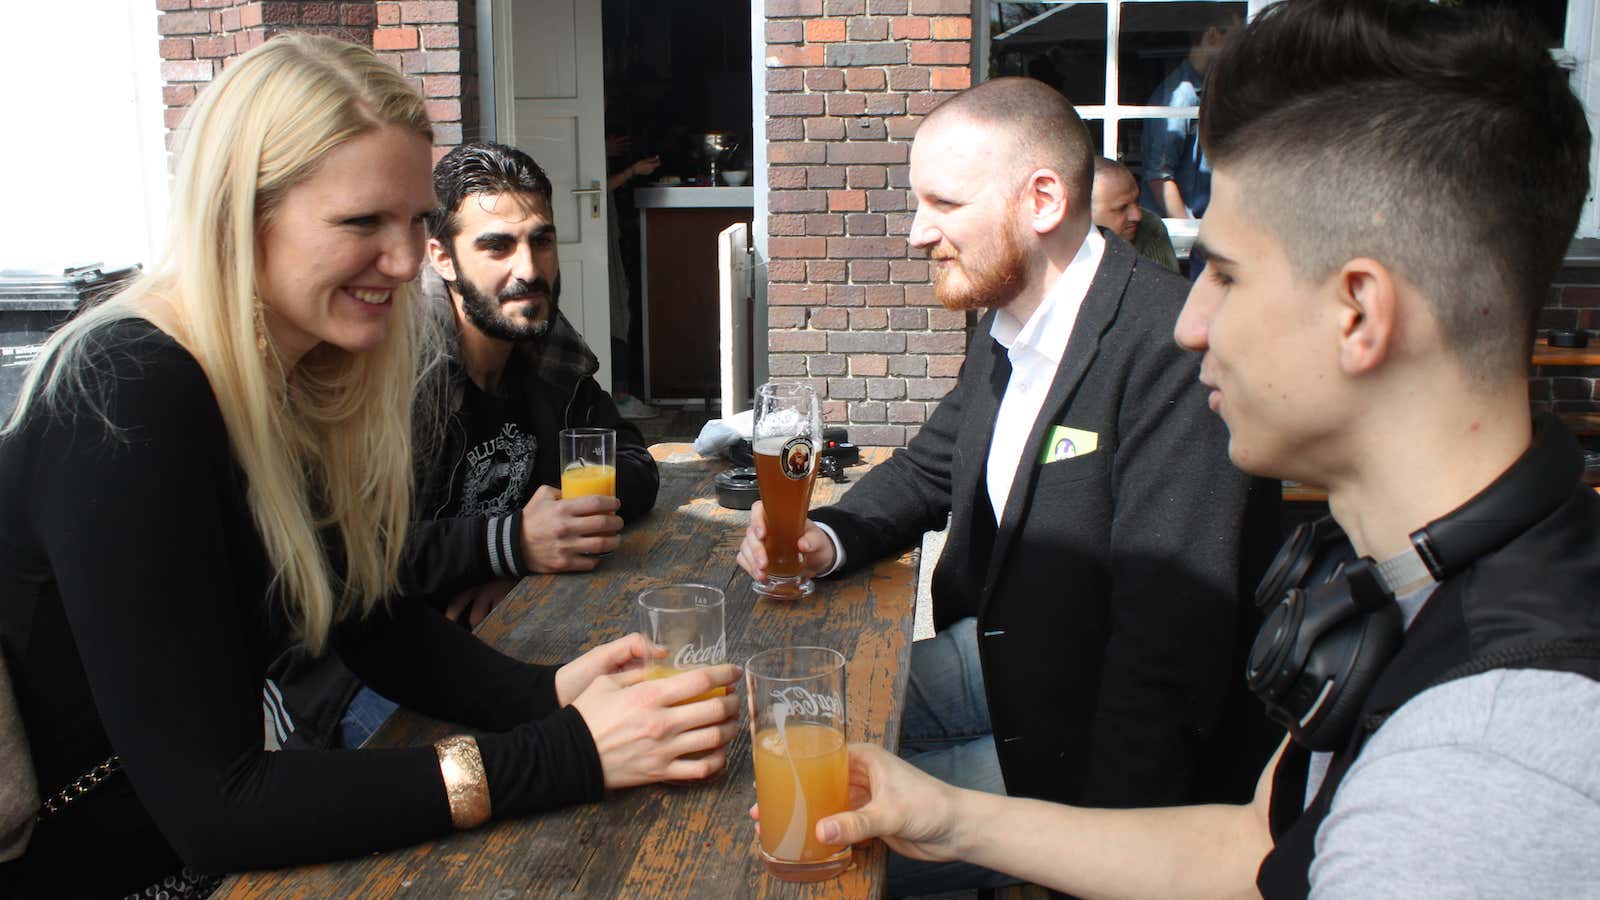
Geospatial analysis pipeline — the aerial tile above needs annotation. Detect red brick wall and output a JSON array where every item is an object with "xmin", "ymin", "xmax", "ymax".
[
  {"xmin": 764, "ymin": 0, "xmax": 972, "ymax": 447},
  {"xmin": 1532, "ymin": 278, "xmax": 1600, "ymax": 417},
  {"xmin": 156, "ymin": 0, "xmax": 475, "ymax": 163},
  {"xmin": 372, "ymin": 1, "xmax": 478, "ymax": 162}
]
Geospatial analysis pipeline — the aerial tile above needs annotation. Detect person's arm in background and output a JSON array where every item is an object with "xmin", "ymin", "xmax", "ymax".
[
  {"xmin": 1141, "ymin": 76, "xmax": 1198, "ymax": 220},
  {"xmin": 608, "ymin": 155, "xmax": 661, "ymax": 192},
  {"xmin": 1152, "ymin": 180, "xmax": 1190, "ymax": 220}
]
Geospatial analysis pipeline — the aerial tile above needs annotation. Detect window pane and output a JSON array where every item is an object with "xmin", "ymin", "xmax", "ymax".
[
  {"xmin": 1113, "ymin": 118, "xmax": 1148, "ymax": 175},
  {"xmin": 1118, "ymin": 1, "xmax": 1247, "ymax": 107},
  {"xmin": 1451, "ymin": 0, "xmax": 1566, "ymax": 48},
  {"xmin": 988, "ymin": 2, "xmax": 1108, "ymax": 106},
  {"xmin": 1084, "ymin": 118, "xmax": 1109, "ymax": 158}
]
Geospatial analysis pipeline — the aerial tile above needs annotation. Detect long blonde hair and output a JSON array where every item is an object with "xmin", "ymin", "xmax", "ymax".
[{"xmin": 7, "ymin": 34, "xmax": 435, "ymax": 654}]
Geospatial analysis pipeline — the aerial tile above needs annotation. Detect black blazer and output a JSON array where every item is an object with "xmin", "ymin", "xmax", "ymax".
[{"xmin": 813, "ymin": 233, "xmax": 1281, "ymax": 807}]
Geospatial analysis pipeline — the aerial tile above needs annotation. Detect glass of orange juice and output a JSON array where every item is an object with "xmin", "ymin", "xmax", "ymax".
[
  {"xmin": 747, "ymin": 646, "xmax": 850, "ymax": 882},
  {"xmin": 637, "ymin": 584, "xmax": 728, "ymax": 706},
  {"xmin": 561, "ymin": 427, "xmax": 618, "ymax": 555},
  {"xmin": 559, "ymin": 427, "xmax": 617, "ymax": 498}
]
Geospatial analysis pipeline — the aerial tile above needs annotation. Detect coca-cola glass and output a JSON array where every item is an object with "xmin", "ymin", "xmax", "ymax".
[
  {"xmin": 636, "ymin": 583, "xmax": 728, "ymax": 705},
  {"xmin": 746, "ymin": 646, "xmax": 850, "ymax": 882}
]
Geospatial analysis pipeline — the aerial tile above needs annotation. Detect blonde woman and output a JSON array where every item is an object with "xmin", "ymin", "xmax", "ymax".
[{"xmin": 0, "ymin": 35, "xmax": 739, "ymax": 898}]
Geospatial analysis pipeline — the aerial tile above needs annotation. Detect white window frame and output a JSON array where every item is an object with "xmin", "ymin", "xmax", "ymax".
[
  {"xmin": 978, "ymin": 0, "xmax": 1600, "ymax": 245},
  {"xmin": 979, "ymin": 1, "xmax": 1265, "ymax": 191},
  {"xmin": 1560, "ymin": 1, "xmax": 1600, "ymax": 239}
]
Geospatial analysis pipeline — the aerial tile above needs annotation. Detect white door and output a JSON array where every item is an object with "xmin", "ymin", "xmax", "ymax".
[
  {"xmin": 494, "ymin": 0, "xmax": 611, "ymax": 389},
  {"xmin": 718, "ymin": 221, "xmax": 752, "ymax": 420}
]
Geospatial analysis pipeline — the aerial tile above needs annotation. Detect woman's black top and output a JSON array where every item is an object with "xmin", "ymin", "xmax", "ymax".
[{"xmin": 0, "ymin": 320, "xmax": 603, "ymax": 896}]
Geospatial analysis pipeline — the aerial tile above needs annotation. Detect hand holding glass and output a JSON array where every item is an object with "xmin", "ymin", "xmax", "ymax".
[
  {"xmin": 637, "ymin": 584, "xmax": 729, "ymax": 705},
  {"xmin": 752, "ymin": 382, "xmax": 822, "ymax": 598}
]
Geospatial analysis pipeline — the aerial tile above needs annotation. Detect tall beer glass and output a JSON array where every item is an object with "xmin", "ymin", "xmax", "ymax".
[
  {"xmin": 637, "ymin": 583, "xmax": 728, "ymax": 705},
  {"xmin": 752, "ymin": 382, "xmax": 822, "ymax": 598},
  {"xmin": 747, "ymin": 646, "xmax": 851, "ymax": 882}
]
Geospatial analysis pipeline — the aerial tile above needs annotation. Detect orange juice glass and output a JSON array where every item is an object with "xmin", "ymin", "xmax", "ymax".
[
  {"xmin": 637, "ymin": 584, "xmax": 728, "ymax": 705},
  {"xmin": 746, "ymin": 646, "xmax": 850, "ymax": 882},
  {"xmin": 559, "ymin": 427, "xmax": 616, "ymax": 497},
  {"xmin": 560, "ymin": 427, "xmax": 618, "ymax": 555}
]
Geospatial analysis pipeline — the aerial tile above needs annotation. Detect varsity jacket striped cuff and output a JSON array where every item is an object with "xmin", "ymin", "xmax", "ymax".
[{"xmin": 484, "ymin": 509, "xmax": 529, "ymax": 579}]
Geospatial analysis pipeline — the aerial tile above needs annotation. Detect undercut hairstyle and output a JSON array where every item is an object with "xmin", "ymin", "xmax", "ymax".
[
  {"xmin": 926, "ymin": 77, "xmax": 1094, "ymax": 218},
  {"xmin": 428, "ymin": 141, "xmax": 554, "ymax": 244},
  {"xmin": 1202, "ymin": 0, "xmax": 1591, "ymax": 383}
]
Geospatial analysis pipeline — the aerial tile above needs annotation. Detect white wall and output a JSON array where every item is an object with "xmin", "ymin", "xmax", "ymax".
[{"xmin": 0, "ymin": 1, "xmax": 169, "ymax": 274}]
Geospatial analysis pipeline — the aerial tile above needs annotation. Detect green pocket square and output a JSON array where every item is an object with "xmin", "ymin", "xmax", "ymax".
[{"xmin": 1040, "ymin": 425, "xmax": 1099, "ymax": 464}]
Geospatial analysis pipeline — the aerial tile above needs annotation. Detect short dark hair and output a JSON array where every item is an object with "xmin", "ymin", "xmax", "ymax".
[
  {"xmin": 428, "ymin": 141, "xmax": 554, "ymax": 244},
  {"xmin": 925, "ymin": 77, "xmax": 1094, "ymax": 219},
  {"xmin": 1201, "ymin": 0, "xmax": 1590, "ymax": 382}
]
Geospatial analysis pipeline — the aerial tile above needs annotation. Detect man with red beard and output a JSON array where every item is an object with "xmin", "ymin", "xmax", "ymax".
[{"xmin": 736, "ymin": 77, "xmax": 1280, "ymax": 894}]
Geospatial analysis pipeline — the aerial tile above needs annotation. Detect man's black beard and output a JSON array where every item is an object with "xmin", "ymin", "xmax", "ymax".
[{"xmin": 450, "ymin": 254, "xmax": 561, "ymax": 342}]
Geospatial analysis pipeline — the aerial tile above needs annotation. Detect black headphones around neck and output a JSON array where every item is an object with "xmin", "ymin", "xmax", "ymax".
[{"xmin": 1247, "ymin": 415, "xmax": 1581, "ymax": 751}]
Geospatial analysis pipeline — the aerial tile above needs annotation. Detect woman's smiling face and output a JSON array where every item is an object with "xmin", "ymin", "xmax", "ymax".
[{"xmin": 254, "ymin": 124, "xmax": 436, "ymax": 367}]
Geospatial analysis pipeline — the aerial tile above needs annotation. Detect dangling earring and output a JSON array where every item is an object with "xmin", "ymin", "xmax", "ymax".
[{"xmin": 254, "ymin": 298, "xmax": 269, "ymax": 354}]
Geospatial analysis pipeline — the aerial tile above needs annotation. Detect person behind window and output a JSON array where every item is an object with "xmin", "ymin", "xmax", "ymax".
[
  {"xmin": 1141, "ymin": 5, "xmax": 1241, "ymax": 282},
  {"xmin": 0, "ymin": 34, "xmax": 737, "ymax": 898},
  {"xmin": 1092, "ymin": 156, "xmax": 1179, "ymax": 274},
  {"xmin": 778, "ymin": 3, "xmax": 1600, "ymax": 897}
]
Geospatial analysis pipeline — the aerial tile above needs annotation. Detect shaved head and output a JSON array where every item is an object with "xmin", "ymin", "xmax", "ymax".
[{"xmin": 923, "ymin": 77, "xmax": 1094, "ymax": 219}]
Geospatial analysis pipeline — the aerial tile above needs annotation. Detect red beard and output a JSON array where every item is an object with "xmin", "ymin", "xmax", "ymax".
[{"xmin": 931, "ymin": 216, "xmax": 1029, "ymax": 312}]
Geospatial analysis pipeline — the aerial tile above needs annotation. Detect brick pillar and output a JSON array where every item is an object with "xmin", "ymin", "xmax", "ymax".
[
  {"xmin": 373, "ymin": 1, "xmax": 479, "ymax": 162},
  {"xmin": 156, "ymin": 0, "xmax": 475, "ymax": 163},
  {"xmin": 764, "ymin": 0, "xmax": 972, "ymax": 447}
]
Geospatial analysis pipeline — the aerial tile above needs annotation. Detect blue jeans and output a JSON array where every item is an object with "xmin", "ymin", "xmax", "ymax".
[
  {"xmin": 888, "ymin": 617, "xmax": 1021, "ymax": 897},
  {"xmin": 339, "ymin": 687, "xmax": 398, "ymax": 749}
]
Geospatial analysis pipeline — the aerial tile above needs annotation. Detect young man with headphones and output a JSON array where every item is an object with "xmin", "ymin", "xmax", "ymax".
[{"xmin": 772, "ymin": 1, "xmax": 1600, "ymax": 896}]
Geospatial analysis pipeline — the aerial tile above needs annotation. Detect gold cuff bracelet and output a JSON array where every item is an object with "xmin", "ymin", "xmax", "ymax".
[{"xmin": 434, "ymin": 734, "xmax": 492, "ymax": 830}]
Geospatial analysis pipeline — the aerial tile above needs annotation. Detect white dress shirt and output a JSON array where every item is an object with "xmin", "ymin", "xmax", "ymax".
[
  {"xmin": 985, "ymin": 227, "xmax": 1104, "ymax": 521},
  {"xmin": 812, "ymin": 228, "xmax": 1106, "ymax": 573}
]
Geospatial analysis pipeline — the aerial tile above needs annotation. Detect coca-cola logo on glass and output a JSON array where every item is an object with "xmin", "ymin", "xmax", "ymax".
[
  {"xmin": 769, "ymin": 685, "xmax": 843, "ymax": 720},
  {"xmin": 672, "ymin": 633, "xmax": 727, "ymax": 668}
]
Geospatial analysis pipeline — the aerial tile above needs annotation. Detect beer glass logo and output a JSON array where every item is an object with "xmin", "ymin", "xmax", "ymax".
[
  {"xmin": 769, "ymin": 686, "xmax": 843, "ymax": 720},
  {"xmin": 780, "ymin": 436, "xmax": 814, "ymax": 480},
  {"xmin": 672, "ymin": 633, "xmax": 727, "ymax": 668}
]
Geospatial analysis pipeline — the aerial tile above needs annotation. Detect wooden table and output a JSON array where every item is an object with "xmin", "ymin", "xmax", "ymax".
[{"xmin": 219, "ymin": 444, "xmax": 916, "ymax": 899}]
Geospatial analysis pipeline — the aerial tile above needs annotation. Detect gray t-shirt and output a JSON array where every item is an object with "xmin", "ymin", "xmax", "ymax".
[{"xmin": 1305, "ymin": 636, "xmax": 1600, "ymax": 897}]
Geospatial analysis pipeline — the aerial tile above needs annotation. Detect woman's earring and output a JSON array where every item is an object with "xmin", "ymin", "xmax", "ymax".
[{"xmin": 254, "ymin": 299, "xmax": 269, "ymax": 354}]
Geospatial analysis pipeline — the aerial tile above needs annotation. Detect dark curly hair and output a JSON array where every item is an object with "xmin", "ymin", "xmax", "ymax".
[{"xmin": 427, "ymin": 141, "xmax": 554, "ymax": 244}]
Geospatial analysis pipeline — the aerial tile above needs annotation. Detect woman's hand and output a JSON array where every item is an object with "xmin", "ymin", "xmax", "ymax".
[
  {"xmin": 554, "ymin": 632, "xmax": 659, "ymax": 706},
  {"xmin": 570, "ymin": 664, "xmax": 743, "ymax": 788}
]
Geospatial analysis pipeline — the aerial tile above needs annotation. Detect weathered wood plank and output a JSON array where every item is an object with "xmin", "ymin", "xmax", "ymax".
[{"xmin": 217, "ymin": 446, "xmax": 915, "ymax": 899}]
